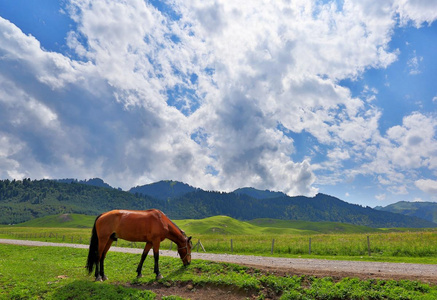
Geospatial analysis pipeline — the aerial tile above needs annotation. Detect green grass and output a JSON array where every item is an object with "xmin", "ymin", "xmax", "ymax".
[
  {"xmin": 14, "ymin": 214, "xmax": 384, "ymax": 234},
  {"xmin": 16, "ymin": 214, "xmax": 96, "ymax": 228},
  {"xmin": 2, "ymin": 214, "xmax": 437, "ymax": 264},
  {"xmin": 249, "ymin": 218, "xmax": 382, "ymax": 234},
  {"xmin": 1, "ymin": 244, "xmax": 436, "ymax": 300}
]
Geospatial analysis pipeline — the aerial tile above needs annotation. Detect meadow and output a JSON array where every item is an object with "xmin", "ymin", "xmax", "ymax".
[
  {"xmin": 2, "ymin": 214, "xmax": 437, "ymax": 299},
  {"xmin": 1, "ymin": 244, "xmax": 437, "ymax": 299},
  {"xmin": 1, "ymin": 214, "xmax": 437, "ymax": 264}
]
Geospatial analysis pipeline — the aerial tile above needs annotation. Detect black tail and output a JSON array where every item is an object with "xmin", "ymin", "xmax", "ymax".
[{"xmin": 86, "ymin": 215, "xmax": 101, "ymax": 274}]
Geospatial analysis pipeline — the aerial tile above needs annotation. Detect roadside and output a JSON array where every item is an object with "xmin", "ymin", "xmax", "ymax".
[{"xmin": 1, "ymin": 238, "xmax": 436, "ymax": 284}]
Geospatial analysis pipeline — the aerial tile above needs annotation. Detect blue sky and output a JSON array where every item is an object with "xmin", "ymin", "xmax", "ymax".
[{"xmin": 0, "ymin": 0, "xmax": 436, "ymax": 207}]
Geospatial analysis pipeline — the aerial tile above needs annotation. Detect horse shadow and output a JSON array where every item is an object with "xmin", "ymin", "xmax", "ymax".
[{"xmin": 50, "ymin": 280, "xmax": 157, "ymax": 299}]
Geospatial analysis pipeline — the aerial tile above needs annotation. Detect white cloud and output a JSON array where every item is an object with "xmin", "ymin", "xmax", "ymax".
[
  {"xmin": 415, "ymin": 179, "xmax": 437, "ymax": 194},
  {"xmin": 375, "ymin": 193, "xmax": 386, "ymax": 201},
  {"xmin": 395, "ymin": 0, "xmax": 437, "ymax": 27},
  {"xmin": 0, "ymin": 0, "xmax": 436, "ymax": 198},
  {"xmin": 407, "ymin": 50, "xmax": 423, "ymax": 75}
]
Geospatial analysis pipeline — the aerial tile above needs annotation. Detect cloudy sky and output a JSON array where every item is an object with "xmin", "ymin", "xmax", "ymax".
[{"xmin": 0, "ymin": 0, "xmax": 436, "ymax": 207}]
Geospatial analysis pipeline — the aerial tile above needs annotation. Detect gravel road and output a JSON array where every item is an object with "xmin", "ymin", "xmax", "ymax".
[{"xmin": 2, "ymin": 238, "xmax": 436, "ymax": 284}]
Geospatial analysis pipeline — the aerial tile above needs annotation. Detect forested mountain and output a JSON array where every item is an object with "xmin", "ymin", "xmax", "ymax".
[
  {"xmin": 129, "ymin": 180, "xmax": 198, "ymax": 200},
  {"xmin": 154, "ymin": 191, "xmax": 436, "ymax": 228},
  {"xmin": 233, "ymin": 187, "xmax": 285, "ymax": 199},
  {"xmin": 375, "ymin": 201, "xmax": 437, "ymax": 223},
  {"xmin": 0, "ymin": 178, "xmax": 435, "ymax": 228},
  {"xmin": 0, "ymin": 179, "xmax": 155, "ymax": 224},
  {"xmin": 54, "ymin": 178, "xmax": 115, "ymax": 189}
]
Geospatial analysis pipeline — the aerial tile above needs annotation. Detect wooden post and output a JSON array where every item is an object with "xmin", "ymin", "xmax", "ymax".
[
  {"xmin": 271, "ymin": 239, "xmax": 275, "ymax": 255},
  {"xmin": 309, "ymin": 238, "xmax": 312, "ymax": 255},
  {"xmin": 169, "ymin": 241, "xmax": 173, "ymax": 250},
  {"xmin": 231, "ymin": 239, "xmax": 233, "ymax": 254},
  {"xmin": 367, "ymin": 236, "xmax": 371, "ymax": 256},
  {"xmin": 198, "ymin": 240, "xmax": 206, "ymax": 252}
]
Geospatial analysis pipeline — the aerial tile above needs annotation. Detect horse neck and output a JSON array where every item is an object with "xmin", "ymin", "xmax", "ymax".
[{"xmin": 166, "ymin": 222, "xmax": 186, "ymax": 246}]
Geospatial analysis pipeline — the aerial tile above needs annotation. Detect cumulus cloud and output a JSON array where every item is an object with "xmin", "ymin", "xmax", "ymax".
[
  {"xmin": 415, "ymin": 179, "xmax": 437, "ymax": 194},
  {"xmin": 1, "ymin": 0, "xmax": 436, "ymax": 198}
]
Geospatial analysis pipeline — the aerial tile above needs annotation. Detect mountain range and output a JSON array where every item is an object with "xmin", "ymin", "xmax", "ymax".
[
  {"xmin": 0, "ymin": 178, "xmax": 435, "ymax": 228},
  {"xmin": 375, "ymin": 201, "xmax": 437, "ymax": 223}
]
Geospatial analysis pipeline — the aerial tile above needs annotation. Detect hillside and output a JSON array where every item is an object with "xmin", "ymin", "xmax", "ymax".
[
  {"xmin": 233, "ymin": 187, "xmax": 285, "ymax": 199},
  {"xmin": 0, "ymin": 179, "xmax": 156, "ymax": 224},
  {"xmin": 154, "ymin": 190, "xmax": 435, "ymax": 228},
  {"xmin": 375, "ymin": 201, "xmax": 437, "ymax": 223},
  {"xmin": 16, "ymin": 213, "xmax": 96, "ymax": 228},
  {"xmin": 14, "ymin": 213, "xmax": 381, "ymax": 235},
  {"xmin": 0, "ymin": 178, "xmax": 436, "ymax": 228},
  {"xmin": 54, "ymin": 178, "xmax": 115, "ymax": 189},
  {"xmin": 129, "ymin": 180, "xmax": 197, "ymax": 200}
]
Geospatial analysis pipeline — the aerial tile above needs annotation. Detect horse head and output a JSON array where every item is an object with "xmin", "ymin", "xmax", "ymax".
[{"xmin": 178, "ymin": 236, "xmax": 192, "ymax": 266}]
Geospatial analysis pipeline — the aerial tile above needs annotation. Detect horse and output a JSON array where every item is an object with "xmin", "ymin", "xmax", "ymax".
[{"xmin": 86, "ymin": 209, "xmax": 192, "ymax": 281}]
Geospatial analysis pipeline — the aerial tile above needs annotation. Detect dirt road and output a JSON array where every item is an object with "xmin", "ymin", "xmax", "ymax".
[{"xmin": 1, "ymin": 238, "xmax": 436, "ymax": 284}]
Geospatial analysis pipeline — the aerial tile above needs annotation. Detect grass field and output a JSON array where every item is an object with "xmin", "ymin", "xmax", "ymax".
[
  {"xmin": 1, "ymin": 214, "xmax": 437, "ymax": 264},
  {"xmin": 1, "ymin": 244, "xmax": 437, "ymax": 299}
]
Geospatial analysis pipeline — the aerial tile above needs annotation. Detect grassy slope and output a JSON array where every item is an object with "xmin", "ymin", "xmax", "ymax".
[
  {"xmin": 249, "ymin": 218, "xmax": 382, "ymax": 234},
  {"xmin": 16, "ymin": 214, "xmax": 96, "ymax": 228},
  {"xmin": 1, "ymin": 244, "xmax": 436, "ymax": 299},
  {"xmin": 15, "ymin": 213, "xmax": 381, "ymax": 235}
]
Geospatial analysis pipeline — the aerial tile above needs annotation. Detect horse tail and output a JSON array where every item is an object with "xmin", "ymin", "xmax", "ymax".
[{"xmin": 86, "ymin": 214, "xmax": 101, "ymax": 274}]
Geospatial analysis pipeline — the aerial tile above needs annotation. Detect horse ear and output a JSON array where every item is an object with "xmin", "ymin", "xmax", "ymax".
[{"xmin": 188, "ymin": 236, "xmax": 192, "ymax": 242}]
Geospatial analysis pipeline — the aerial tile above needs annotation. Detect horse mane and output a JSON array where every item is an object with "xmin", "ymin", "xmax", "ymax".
[
  {"xmin": 161, "ymin": 211, "xmax": 186, "ymax": 237},
  {"xmin": 170, "ymin": 219, "xmax": 186, "ymax": 237}
]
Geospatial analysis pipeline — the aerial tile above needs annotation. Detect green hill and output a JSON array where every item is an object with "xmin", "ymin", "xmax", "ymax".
[
  {"xmin": 1, "ymin": 178, "xmax": 436, "ymax": 228},
  {"xmin": 0, "ymin": 179, "xmax": 156, "ymax": 224},
  {"xmin": 16, "ymin": 213, "xmax": 96, "ymax": 228},
  {"xmin": 233, "ymin": 187, "xmax": 285, "ymax": 199},
  {"xmin": 249, "ymin": 219, "xmax": 381, "ymax": 234},
  {"xmin": 175, "ymin": 215, "xmax": 318, "ymax": 235},
  {"xmin": 375, "ymin": 201, "xmax": 437, "ymax": 223},
  {"xmin": 14, "ymin": 213, "xmax": 380, "ymax": 235},
  {"xmin": 129, "ymin": 180, "xmax": 197, "ymax": 200}
]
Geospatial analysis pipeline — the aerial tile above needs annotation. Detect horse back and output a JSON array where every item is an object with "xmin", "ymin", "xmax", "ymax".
[{"xmin": 95, "ymin": 209, "xmax": 168, "ymax": 242}]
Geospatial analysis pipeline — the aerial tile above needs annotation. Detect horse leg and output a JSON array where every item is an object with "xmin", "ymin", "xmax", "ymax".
[
  {"xmin": 99, "ymin": 239, "xmax": 113, "ymax": 281},
  {"xmin": 94, "ymin": 258, "xmax": 100, "ymax": 281},
  {"xmin": 136, "ymin": 242, "xmax": 152, "ymax": 278},
  {"xmin": 95, "ymin": 237, "xmax": 112, "ymax": 281},
  {"xmin": 153, "ymin": 242, "xmax": 163, "ymax": 280}
]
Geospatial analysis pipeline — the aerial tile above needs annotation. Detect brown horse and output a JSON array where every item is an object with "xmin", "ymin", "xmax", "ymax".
[{"xmin": 86, "ymin": 209, "xmax": 192, "ymax": 281}]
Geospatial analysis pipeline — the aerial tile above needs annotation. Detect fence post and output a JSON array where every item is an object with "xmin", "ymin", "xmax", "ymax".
[
  {"xmin": 169, "ymin": 241, "xmax": 173, "ymax": 250},
  {"xmin": 271, "ymin": 239, "xmax": 275, "ymax": 255},
  {"xmin": 367, "ymin": 236, "xmax": 371, "ymax": 256},
  {"xmin": 309, "ymin": 238, "xmax": 312, "ymax": 255},
  {"xmin": 198, "ymin": 240, "xmax": 206, "ymax": 252},
  {"xmin": 231, "ymin": 239, "xmax": 233, "ymax": 254}
]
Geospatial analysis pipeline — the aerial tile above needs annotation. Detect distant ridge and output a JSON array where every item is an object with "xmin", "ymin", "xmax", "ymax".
[
  {"xmin": 129, "ymin": 180, "xmax": 197, "ymax": 200},
  {"xmin": 375, "ymin": 201, "xmax": 437, "ymax": 224},
  {"xmin": 54, "ymin": 178, "xmax": 115, "ymax": 189},
  {"xmin": 234, "ymin": 187, "xmax": 286, "ymax": 199},
  {"xmin": 1, "ymin": 178, "xmax": 435, "ymax": 228}
]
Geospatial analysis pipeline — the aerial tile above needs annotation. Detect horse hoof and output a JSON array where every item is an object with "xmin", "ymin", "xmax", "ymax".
[
  {"xmin": 156, "ymin": 274, "xmax": 163, "ymax": 280},
  {"xmin": 137, "ymin": 274, "xmax": 143, "ymax": 279},
  {"xmin": 95, "ymin": 276, "xmax": 103, "ymax": 282},
  {"xmin": 102, "ymin": 275, "xmax": 108, "ymax": 281}
]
